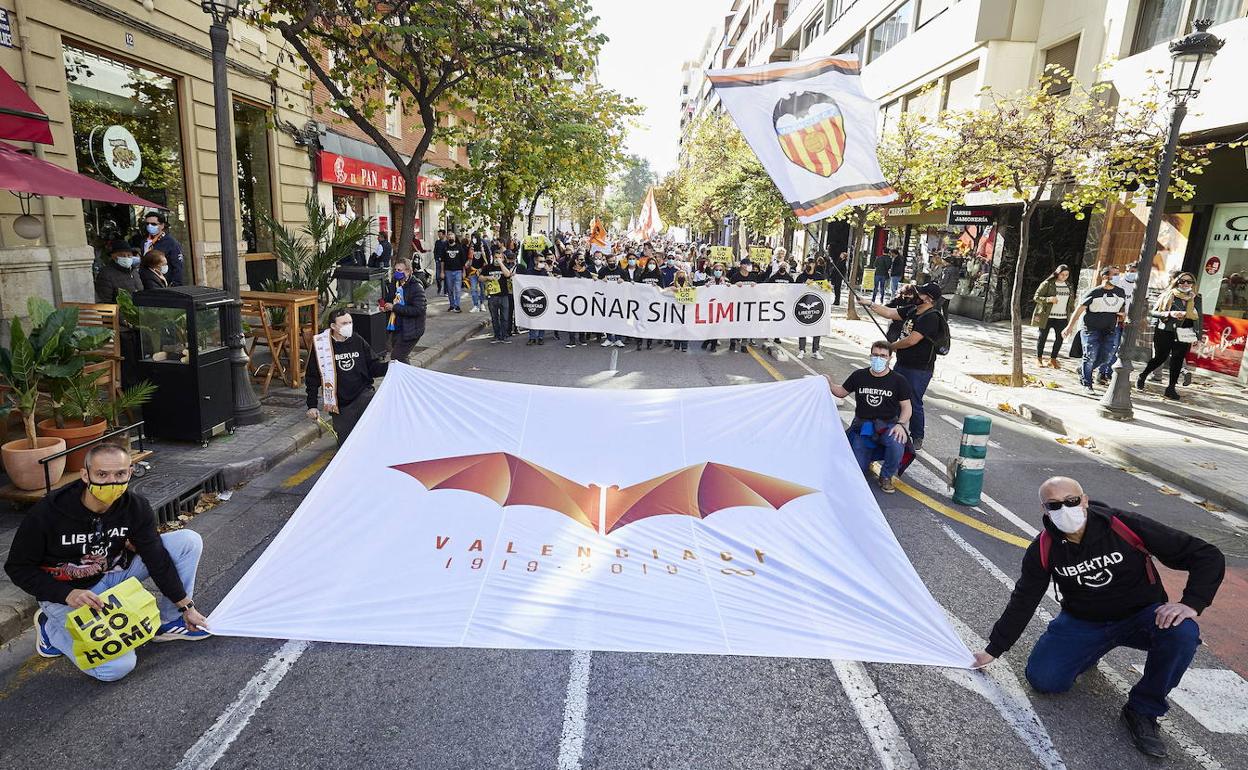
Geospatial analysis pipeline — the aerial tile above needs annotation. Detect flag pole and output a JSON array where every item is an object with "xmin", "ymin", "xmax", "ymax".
[{"xmin": 801, "ymin": 223, "xmax": 889, "ymax": 339}]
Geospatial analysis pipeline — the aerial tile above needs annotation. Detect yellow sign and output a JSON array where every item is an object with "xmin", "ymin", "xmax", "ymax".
[
  {"xmin": 485, "ymin": 277, "xmax": 502, "ymax": 295},
  {"xmin": 673, "ymin": 287, "xmax": 697, "ymax": 304},
  {"xmin": 814, "ymin": 280, "xmax": 832, "ymax": 292},
  {"xmin": 522, "ymin": 235, "xmax": 546, "ymax": 251},
  {"xmin": 65, "ymin": 577, "xmax": 161, "ymax": 669},
  {"xmin": 709, "ymin": 246, "xmax": 734, "ymax": 263},
  {"xmin": 749, "ymin": 247, "xmax": 772, "ymax": 265},
  {"xmin": 861, "ymin": 268, "xmax": 876, "ymax": 290}
]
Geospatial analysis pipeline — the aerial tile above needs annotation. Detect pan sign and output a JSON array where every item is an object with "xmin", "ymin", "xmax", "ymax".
[
  {"xmin": 99, "ymin": 125, "xmax": 142, "ymax": 183},
  {"xmin": 948, "ymin": 206, "xmax": 996, "ymax": 227}
]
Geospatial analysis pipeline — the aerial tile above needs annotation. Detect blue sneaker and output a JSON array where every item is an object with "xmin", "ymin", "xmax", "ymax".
[
  {"xmin": 34, "ymin": 610, "xmax": 62, "ymax": 658},
  {"xmin": 154, "ymin": 617, "xmax": 211, "ymax": 642}
]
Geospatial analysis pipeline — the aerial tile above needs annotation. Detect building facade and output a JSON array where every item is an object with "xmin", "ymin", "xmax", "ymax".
[{"xmin": 0, "ymin": 0, "xmax": 318, "ymax": 318}]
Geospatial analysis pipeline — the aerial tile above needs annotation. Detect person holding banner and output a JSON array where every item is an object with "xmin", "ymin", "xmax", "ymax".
[
  {"xmin": 729, "ymin": 259, "xmax": 759, "ymax": 353},
  {"xmin": 796, "ymin": 257, "xmax": 828, "ymax": 360},
  {"xmin": 5, "ymin": 443, "xmax": 209, "ymax": 682},
  {"xmin": 863, "ymin": 282, "xmax": 945, "ymax": 452},
  {"xmin": 565, "ymin": 254, "xmax": 595, "ymax": 348},
  {"xmin": 664, "ymin": 270, "xmax": 694, "ymax": 352},
  {"xmin": 306, "ymin": 309, "xmax": 389, "ymax": 447},
  {"xmin": 827, "ymin": 341, "xmax": 913, "ymax": 494},
  {"xmin": 480, "ymin": 251, "xmax": 516, "ymax": 344},
  {"xmin": 699, "ymin": 263, "xmax": 731, "ymax": 352}
]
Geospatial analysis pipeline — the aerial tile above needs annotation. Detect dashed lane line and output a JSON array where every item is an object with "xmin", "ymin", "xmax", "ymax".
[
  {"xmin": 556, "ymin": 650, "xmax": 593, "ymax": 770},
  {"xmin": 173, "ymin": 640, "xmax": 310, "ymax": 770},
  {"xmin": 832, "ymin": 660, "xmax": 920, "ymax": 770}
]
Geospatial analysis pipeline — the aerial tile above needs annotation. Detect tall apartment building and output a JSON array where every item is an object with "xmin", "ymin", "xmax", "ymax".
[{"xmin": 681, "ymin": 0, "xmax": 1248, "ymax": 381}]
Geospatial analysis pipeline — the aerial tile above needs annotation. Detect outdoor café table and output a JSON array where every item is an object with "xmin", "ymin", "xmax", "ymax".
[{"xmin": 239, "ymin": 290, "xmax": 319, "ymax": 388}]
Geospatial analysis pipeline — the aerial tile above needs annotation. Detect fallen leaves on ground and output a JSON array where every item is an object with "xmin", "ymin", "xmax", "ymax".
[
  {"xmin": 192, "ymin": 491, "xmax": 222, "ymax": 515},
  {"xmin": 1157, "ymin": 486, "xmax": 1181, "ymax": 496},
  {"xmin": 1195, "ymin": 461, "xmax": 1218, "ymax": 470},
  {"xmin": 1118, "ymin": 466, "xmax": 1141, "ymax": 473},
  {"xmin": 1056, "ymin": 437, "xmax": 1074, "ymax": 444},
  {"xmin": 1076, "ymin": 437, "xmax": 1096, "ymax": 448},
  {"xmin": 1196, "ymin": 499, "xmax": 1227, "ymax": 513},
  {"xmin": 997, "ymin": 402, "xmax": 1019, "ymax": 415}
]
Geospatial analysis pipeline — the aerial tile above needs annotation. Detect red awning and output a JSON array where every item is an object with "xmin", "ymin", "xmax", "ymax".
[
  {"xmin": 0, "ymin": 142, "xmax": 159, "ymax": 207},
  {"xmin": 0, "ymin": 67, "xmax": 53, "ymax": 145}
]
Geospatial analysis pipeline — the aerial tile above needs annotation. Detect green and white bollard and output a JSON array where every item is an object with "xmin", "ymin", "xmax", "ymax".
[{"xmin": 951, "ymin": 415, "xmax": 991, "ymax": 506}]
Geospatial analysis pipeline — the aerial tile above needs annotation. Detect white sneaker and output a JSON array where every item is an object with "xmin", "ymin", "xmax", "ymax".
[
  {"xmin": 601, "ymin": 339, "xmax": 612, "ymax": 347},
  {"xmin": 614, "ymin": 340, "xmax": 625, "ymax": 347},
  {"xmin": 796, "ymin": 351, "xmax": 805, "ymax": 359},
  {"xmin": 813, "ymin": 351, "xmax": 825, "ymax": 360},
  {"xmin": 469, "ymin": 306, "xmax": 479, "ymax": 313}
]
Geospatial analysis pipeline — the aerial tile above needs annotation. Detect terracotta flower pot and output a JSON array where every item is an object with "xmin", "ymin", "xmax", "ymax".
[
  {"xmin": 2, "ymin": 436, "xmax": 67, "ymax": 491},
  {"xmin": 37, "ymin": 418, "xmax": 108, "ymax": 473}
]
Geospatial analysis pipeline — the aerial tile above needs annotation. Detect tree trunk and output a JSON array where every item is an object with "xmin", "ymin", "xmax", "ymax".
[
  {"xmin": 527, "ymin": 187, "xmax": 546, "ymax": 236},
  {"xmin": 846, "ymin": 215, "xmax": 863, "ymax": 321},
  {"xmin": 394, "ymin": 169, "xmax": 418, "ymax": 264},
  {"xmin": 1011, "ymin": 202, "xmax": 1038, "ymax": 387}
]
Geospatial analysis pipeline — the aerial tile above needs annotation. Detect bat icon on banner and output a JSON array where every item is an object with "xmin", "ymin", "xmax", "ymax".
[{"xmin": 390, "ymin": 453, "xmax": 818, "ymax": 535}]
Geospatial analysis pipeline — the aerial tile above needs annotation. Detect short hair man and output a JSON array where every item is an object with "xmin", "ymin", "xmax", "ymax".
[
  {"xmin": 828, "ymin": 341, "xmax": 912, "ymax": 493},
  {"xmin": 973, "ymin": 476, "xmax": 1224, "ymax": 758},
  {"xmin": 306, "ymin": 308, "xmax": 388, "ymax": 446},
  {"xmin": 4, "ymin": 443, "xmax": 209, "ymax": 682},
  {"xmin": 131, "ymin": 210, "xmax": 185, "ymax": 286},
  {"xmin": 862, "ymin": 281, "xmax": 944, "ymax": 452}
]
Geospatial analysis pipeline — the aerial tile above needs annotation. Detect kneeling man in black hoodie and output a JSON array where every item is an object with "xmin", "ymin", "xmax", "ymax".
[
  {"xmin": 5, "ymin": 443, "xmax": 209, "ymax": 682},
  {"xmin": 973, "ymin": 476, "xmax": 1224, "ymax": 758}
]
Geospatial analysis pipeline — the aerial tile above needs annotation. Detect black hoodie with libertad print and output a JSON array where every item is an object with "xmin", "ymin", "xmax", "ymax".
[{"xmin": 984, "ymin": 503, "xmax": 1224, "ymax": 658}]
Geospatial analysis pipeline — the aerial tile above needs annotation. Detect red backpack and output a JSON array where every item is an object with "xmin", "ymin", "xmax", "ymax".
[{"xmin": 1038, "ymin": 515, "xmax": 1157, "ymax": 585}]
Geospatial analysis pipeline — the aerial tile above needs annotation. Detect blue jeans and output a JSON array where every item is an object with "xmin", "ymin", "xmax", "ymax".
[
  {"xmin": 890, "ymin": 275, "xmax": 901, "ymax": 297},
  {"xmin": 849, "ymin": 427, "xmax": 905, "ymax": 479},
  {"xmin": 445, "ymin": 269, "xmax": 463, "ymax": 309},
  {"xmin": 1099, "ymin": 326, "xmax": 1122, "ymax": 380},
  {"xmin": 894, "ymin": 366, "xmax": 933, "ymax": 441},
  {"xmin": 872, "ymin": 275, "xmax": 891, "ymax": 302},
  {"xmin": 469, "ymin": 274, "xmax": 485, "ymax": 309},
  {"xmin": 488, "ymin": 295, "xmax": 510, "ymax": 340},
  {"xmin": 528, "ymin": 328, "xmax": 545, "ymax": 341},
  {"xmin": 1080, "ymin": 328, "xmax": 1116, "ymax": 387},
  {"xmin": 1025, "ymin": 603, "xmax": 1200, "ymax": 717},
  {"xmin": 38, "ymin": 530, "xmax": 203, "ymax": 682}
]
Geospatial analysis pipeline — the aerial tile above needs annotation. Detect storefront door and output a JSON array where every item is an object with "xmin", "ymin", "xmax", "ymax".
[
  {"xmin": 332, "ymin": 188, "xmax": 367, "ymax": 265},
  {"xmin": 1190, "ymin": 202, "xmax": 1248, "ymax": 381}
]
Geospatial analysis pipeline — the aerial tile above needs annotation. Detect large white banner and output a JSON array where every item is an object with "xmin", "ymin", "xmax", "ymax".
[
  {"xmin": 209, "ymin": 365, "xmax": 972, "ymax": 668},
  {"xmin": 708, "ymin": 57, "xmax": 897, "ymax": 223},
  {"xmin": 512, "ymin": 274, "xmax": 834, "ymax": 340}
]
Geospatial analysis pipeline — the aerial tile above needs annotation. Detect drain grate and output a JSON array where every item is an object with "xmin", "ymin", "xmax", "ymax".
[{"xmin": 130, "ymin": 465, "xmax": 225, "ymax": 525}]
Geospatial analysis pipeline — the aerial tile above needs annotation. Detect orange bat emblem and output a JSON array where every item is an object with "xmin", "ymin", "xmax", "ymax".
[{"xmin": 390, "ymin": 453, "xmax": 818, "ymax": 535}]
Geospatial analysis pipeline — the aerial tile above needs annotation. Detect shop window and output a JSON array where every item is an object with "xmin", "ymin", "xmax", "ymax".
[
  {"xmin": 869, "ymin": 1, "xmax": 914, "ymax": 62},
  {"xmin": 233, "ymin": 101, "xmax": 274, "ymax": 255},
  {"xmin": 63, "ymin": 44, "xmax": 189, "ymax": 267}
]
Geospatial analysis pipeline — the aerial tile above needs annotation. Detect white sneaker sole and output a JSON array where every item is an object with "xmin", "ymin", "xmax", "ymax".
[{"xmin": 33, "ymin": 612, "xmax": 60, "ymax": 658}]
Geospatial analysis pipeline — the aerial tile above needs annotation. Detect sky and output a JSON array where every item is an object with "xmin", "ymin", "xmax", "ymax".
[{"xmin": 592, "ymin": 0, "xmax": 727, "ymax": 178}]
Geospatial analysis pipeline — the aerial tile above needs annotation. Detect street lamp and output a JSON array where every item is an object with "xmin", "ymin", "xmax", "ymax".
[
  {"xmin": 1099, "ymin": 19, "xmax": 1224, "ymax": 421},
  {"xmin": 201, "ymin": 0, "xmax": 263, "ymax": 425}
]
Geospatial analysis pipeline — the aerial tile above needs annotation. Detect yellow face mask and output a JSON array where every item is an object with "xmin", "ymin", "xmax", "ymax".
[{"xmin": 87, "ymin": 482, "xmax": 128, "ymax": 506}]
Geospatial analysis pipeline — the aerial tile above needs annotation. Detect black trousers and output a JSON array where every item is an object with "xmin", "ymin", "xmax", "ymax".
[
  {"xmin": 1140, "ymin": 328, "xmax": 1192, "ymax": 390},
  {"xmin": 1037, "ymin": 318, "xmax": 1065, "ymax": 358},
  {"xmin": 389, "ymin": 331, "xmax": 421, "ymax": 365},
  {"xmin": 330, "ymin": 387, "xmax": 375, "ymax": 448},
  {"xmin": 831, "ymin": 278, "xmax": 842, "ymax": 306}
]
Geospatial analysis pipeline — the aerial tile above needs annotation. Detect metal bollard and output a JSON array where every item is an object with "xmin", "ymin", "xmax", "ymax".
[{"xmin": 952, "ymin": 415, "xmax": 991, "ymax": 506}]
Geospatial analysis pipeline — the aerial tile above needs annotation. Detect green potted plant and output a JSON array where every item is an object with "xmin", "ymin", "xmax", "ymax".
[
  {"xmin": 0, "ymin": 317, "xmax": 78, "ymax": 490},
  {"xmin": 41, "ymin": 368, "xmax": 109, "ymax": 473},
  {"xmin": 101, "ymin": 381, "xmax": 157, "ymax": 452}
]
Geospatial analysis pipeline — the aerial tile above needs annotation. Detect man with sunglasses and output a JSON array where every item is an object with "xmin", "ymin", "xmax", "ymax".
[
  {"xmin": 5, "ymin": 443, "xmax": 209, "ymax": 682},
  {"xmin": 972, "ymin": 476, "xmax": 1224, "ymax": 758}
]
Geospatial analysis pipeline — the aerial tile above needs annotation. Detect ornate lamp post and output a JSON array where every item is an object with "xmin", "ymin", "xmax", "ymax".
[
  {"xmin": 1100, "ymin": 19, "xmax": 1224, "ymax": 421},
  {"xmin": 201, "ymin": 0, "xmax": 263, "ymax": 425}
]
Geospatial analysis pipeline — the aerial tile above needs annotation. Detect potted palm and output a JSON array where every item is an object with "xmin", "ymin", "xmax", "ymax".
[
  {"xmin": 101, "ymin": 381, "xmax": 158, "ymax": 451},
  {"xmin": 0, "ymin": 318, "xmax": 76, "ymax": 490},
  {"xmin": 40, "ymin": 368, "xmax": 109, "ymax": 473}
]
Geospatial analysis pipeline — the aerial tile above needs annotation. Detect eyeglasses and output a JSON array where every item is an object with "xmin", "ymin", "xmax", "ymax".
[
  {"xmin": 1178, "ymin": 280, "xmax": 1194, "ymax": 285},
  {"xmin": 1042, "ymin": 496, "xmax": 1082, "ymax": 511}
]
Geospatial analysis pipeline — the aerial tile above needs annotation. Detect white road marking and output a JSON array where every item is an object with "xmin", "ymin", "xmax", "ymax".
[
  {"xmin": 832, "ymin": 660, "xmax": 919, "ymax": 770},
  {"xmin": 173, "ymin": 640, "xmax": 310, "ymax": 770},
  {"xmin": 556, "ymin": 649, "xmax": 593, "ymax": 770},
  {"xmin": 941, "ymin": 614, "xmax": 1066, "ymax": 770},
  {"xmin": 1130, "ymin": 666, "xmax": 1248, "ymax": 734},
  {"xmin": 939, "ymin": 414, "xmax": 1003, "ymax": 448},
  {"xmin": 937, "ymin": 520, "xmax": 1225, "ymax": 770}
]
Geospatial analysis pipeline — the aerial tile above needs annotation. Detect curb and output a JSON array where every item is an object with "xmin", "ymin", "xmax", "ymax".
[{"xmin": 0, "ymin": 591, "xmax": 34, "ymax": 653}]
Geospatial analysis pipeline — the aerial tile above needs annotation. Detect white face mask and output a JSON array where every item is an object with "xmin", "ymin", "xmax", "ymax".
[
  {"xmin": 335, "ymin": 323, "xmax": 353, "ymax": 339},
  {"xmin": 1048, "ymin": 504, "xmax": 1086, "ymax": 534},
  {"xmin": 159, "ymin": 264, "xmax": 169, "ymax": 275}
]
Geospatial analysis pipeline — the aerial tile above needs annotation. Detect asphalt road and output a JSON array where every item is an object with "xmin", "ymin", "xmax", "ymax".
[{"xmin": 1, "ymin": 318, "xmax": 1245, "ymax": 770}]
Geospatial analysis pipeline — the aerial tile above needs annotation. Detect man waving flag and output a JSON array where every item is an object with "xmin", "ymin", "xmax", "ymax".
[{"xmin": 708, "ymin": 57, "xmax": 896, "ymax": 223}]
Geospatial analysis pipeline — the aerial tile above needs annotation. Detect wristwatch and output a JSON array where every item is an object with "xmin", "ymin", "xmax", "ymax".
[{"xmin": 179, "ymin": 600, "xmax": 195, "ymax": 613}]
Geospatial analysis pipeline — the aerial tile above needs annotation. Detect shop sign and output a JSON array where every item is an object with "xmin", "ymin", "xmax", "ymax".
[
  {"xmin": 1205, "ymin": 256, "xmax": 1222, "ymax": 275},
  {"xmin": 1208, "ymin": 207, "xmax": 1248, "ymax": 244},
  {"xmin": 98, "ymin": 125, "xmax": 142, "ymax": 183},
  {"xmin": 947, "ymin": 206, "xmax": 996, "ymax": 227},
  {"xmin": 1188, "ymin": 314, "xmax": 1248, "ymax": 377},
  {"xmin": 887, "ymin": 204, "xmax": 920, "ymax": 217},
  {"xmin": 0, "ymin": 10, "xmax": 14, "ymax": 48},
  {"xmin": 318, "ymin": 151, "xmax": 440, "ymax": 200}
]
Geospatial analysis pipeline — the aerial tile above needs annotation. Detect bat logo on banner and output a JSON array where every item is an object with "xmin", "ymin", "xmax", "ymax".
[
  {"xmin": 390, "ymin": 453, "xmax": 818, "ymax": 535},
  {"xmin": 773, "ymin": 91, "xmax": 847, "ymax": 178}
]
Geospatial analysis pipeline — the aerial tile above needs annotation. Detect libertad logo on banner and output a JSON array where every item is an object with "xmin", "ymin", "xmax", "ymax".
[
  {"xmin": 793, "ymin": 292, "xmax": 826, "ymax": 325},
  {"xmin": 519, "ymin": 287, "xmax": 548, "ymax": 318}
]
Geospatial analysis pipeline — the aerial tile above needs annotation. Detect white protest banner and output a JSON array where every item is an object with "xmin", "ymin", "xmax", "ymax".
[
  {"xmin": 511, "ymin": 274, "xmax": 833, "ymax": 340},
  {"xmin": 708, "ymin": 57, "xmax": 897, "ymax": 224},
  {"xmin": 208, "ymin": 365, "xmax": 973, "ymax": 668}
]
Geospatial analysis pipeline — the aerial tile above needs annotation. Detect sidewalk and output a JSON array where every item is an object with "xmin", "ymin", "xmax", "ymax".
[
  {"xmin": 0, "ymin": 299, "xmax": 485, "ymax": 647},
  {"xmin": 824, "ymin": 303, "xmax": 1248, "ymax": 516}
]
